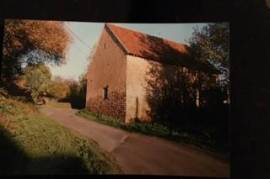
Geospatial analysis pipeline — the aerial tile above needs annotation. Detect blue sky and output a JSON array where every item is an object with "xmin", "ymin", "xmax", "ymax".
[{"xmin": 48, "ymin": 22, "xmax": 208, "ymax": 81}]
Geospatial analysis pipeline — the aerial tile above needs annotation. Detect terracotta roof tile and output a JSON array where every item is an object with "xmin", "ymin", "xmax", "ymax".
[
  {"xmin": 106, "ymin": 23, "xmax": 188, "ymax": 57},
  {"xmin": 105, "ymin": 23, "xmax": 219, "ymax": 74}
]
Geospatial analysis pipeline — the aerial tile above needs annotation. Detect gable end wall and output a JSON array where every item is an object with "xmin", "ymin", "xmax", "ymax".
[{"xmin": 86, "ymin": 27, "xmax": 127, "ymax": 120}]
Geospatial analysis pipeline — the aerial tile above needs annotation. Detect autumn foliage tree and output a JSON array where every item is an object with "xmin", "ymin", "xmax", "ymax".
[
  {"xmin": 47, "ymin": 77, "xmax": 70, "ymax": 100},
  {"xmin": 2, "ymin": 19, "xmax": 72, "ymax": 82}
]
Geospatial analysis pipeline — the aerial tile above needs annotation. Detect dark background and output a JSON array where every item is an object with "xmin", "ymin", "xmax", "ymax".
[{"xmin": 0, "ymin": 0, "xmax": 270, "ymax": 178}]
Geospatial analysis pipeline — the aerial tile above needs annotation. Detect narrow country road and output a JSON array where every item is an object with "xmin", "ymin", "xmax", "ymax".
[{"xmin": 39, "ymin": 106, "xmax": 230, "ymax": 177}]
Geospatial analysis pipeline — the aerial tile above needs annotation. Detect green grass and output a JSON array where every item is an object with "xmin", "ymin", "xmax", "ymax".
[
  {"xmin": 77, "ymin": 109, "xmax": 170, "ymax": 138},
  {"xmin": 77, "ymin": 109, "xmax": 229, "ymax": 159},
  {"xmin": 0, "ymin": 91, "xmax": 121, "ymax": 174}
]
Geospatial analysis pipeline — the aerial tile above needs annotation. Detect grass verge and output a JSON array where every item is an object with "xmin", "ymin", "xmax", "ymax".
[
  {"xmin": 77, "ymin": 109, "xmax": 169, "ymax": 137},
  {"xmin": 0, "ymin": 90, "xmax": 121, "ymax": 174}
]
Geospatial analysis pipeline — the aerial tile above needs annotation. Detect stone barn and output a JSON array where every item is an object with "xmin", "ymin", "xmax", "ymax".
[{"xmin": 86, "ymin": 23, "xmax": 219, "ymax": 123}]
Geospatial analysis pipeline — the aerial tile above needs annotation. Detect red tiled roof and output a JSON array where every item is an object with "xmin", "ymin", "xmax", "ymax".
[
  {"xmin": 106, "ymin": 23, "xmax": 188, "ymax": 58},
  {"xmin": 105, "ymin": 23, "xmax": 219, "ymax": 74}
]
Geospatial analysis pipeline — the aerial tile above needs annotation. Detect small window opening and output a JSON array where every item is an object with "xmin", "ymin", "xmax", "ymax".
[{"xmin": 103, "ymin": 85, "xmax": 108, "ymax": 100}]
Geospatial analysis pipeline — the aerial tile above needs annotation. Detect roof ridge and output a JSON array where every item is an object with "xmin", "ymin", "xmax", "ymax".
[{"xmin": 105, "ymin": 23, "xmax": 188, "ymax": 48}]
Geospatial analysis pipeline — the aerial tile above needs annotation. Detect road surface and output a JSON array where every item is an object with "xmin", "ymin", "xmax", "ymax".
[{"xmin": 40, "ymin": 106, "xmax": 230, "ymax": 177}]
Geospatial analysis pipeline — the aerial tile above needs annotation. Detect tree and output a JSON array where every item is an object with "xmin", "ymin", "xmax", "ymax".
[
  {"xmin": 67, "ymin": 73, "xmax": 87, "ymax": 109},
  {"xmin": 2, "ymin": 19, "xmax": 72, "ymax": 81},
  {"xmin": 187, "ymin": 24, "xmax": 230, "ymax": 148},
  {"xmin": 188, "ymin": 23, "xmax": 230, "ymax": 103},
  {"xmin": 47, "ymin": 77, "xmax": 70, "ymax": 100},
  {"xmin": 78, "ymin": 72, "xmax": 87, "ymax": 97},
  {"xmin": 188, "ymin": 23, "xmax": 229, "ymax": 84},
  {"xmin": 21, "ymin": 64, "xmax": 51, "ymax": 103}
]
